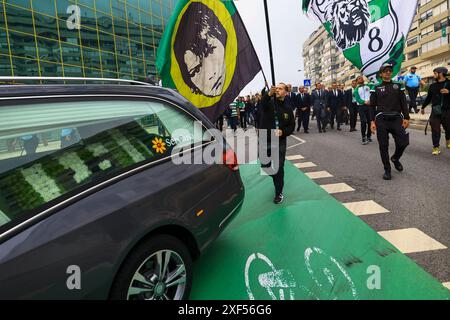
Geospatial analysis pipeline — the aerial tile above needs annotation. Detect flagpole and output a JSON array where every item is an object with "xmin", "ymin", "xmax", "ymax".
[{"xmin": 263, "ymin": 0, "xmax": 275, "ymax": 87}]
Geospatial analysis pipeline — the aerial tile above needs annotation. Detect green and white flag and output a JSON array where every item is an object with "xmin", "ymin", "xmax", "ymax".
[{"xmin": 302, "ymin": 0, "xmax": 418, "ymax": 82}]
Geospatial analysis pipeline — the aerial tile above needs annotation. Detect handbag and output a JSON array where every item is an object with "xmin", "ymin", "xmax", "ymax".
[{"xmin": 431, "ymin": 82, "xmax": 446, "ymax": 116}]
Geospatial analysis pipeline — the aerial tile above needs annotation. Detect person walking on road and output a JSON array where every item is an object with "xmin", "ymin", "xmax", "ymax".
[
  {"xmin": 285, "ymin": 84, "xmax": 297, "ymax": 111},
  {"xmin": 404, "ymin": 66, "xmax": 424, "ymax": 114},
  {"xmin": 346, "ymin": 80, "xmax": 358, "ymax": 132},
  {"xmin": 311, "ymin": 82, "xmax": 328, "ymax": 133},
  {"xmin": 259, "ymin": 83, "xmax": 295, "ymax": 204},
  {"xmin": 354, "ymin": 76, "xmax": 372, "ymax": 144},
  {"xmin": 420, "ymin": 67, "xmax": 450, "ymax": 155},
  {"xmin": 229, "ymin": 99, "xmax": 240, "ymax": 134},
  {"xmin": 238, "ymin": 97, "xmax": 247, "ymax": 130},
  {"xmin": 370, "ymin": 63, "xmax": 410, "ymax": 181},
  {"xmin": 327, "ymin": 81, "xmax": 344, "ymax": 131},
  {"xmin": 296, "ymin": 86, "xmax": 311, "ymax": 133}
]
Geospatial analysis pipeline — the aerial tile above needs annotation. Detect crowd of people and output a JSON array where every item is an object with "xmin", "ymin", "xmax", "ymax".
[{"xmin": 215, "ymin": 65, "xmax": 449, "ymax": 202}]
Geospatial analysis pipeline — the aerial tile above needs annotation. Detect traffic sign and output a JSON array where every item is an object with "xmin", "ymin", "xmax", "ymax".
[{"xmin": 304, "ymin": 79, "xmax": 311, "ymax": 87}]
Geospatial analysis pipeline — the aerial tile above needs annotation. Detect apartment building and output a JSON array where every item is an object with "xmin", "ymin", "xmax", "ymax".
[
  {"xmin": 303, "ymin": 0, "xmax": 449, "ymax": 87},
  {"xmin": 403, "ymin": 0, "xmax": 449, "ymax": 80}
]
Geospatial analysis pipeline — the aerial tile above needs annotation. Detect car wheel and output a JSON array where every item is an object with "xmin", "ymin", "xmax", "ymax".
[{"xmin": 110, "ymin": 234, "xmax": 193, "ymax": 300}]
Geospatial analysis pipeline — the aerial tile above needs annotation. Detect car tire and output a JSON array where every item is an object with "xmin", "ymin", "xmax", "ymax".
[{"xmin": 110, "ymin": 234, "xmax": 193, "ymax": 300}]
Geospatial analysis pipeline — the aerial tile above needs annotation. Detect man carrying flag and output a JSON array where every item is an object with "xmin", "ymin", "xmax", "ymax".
[
  {"xmin": 156, "ymin": 0, "xmax": 263, "ymax": 122},
  {"xmin": 302, "ymin": 0, "xmax": 418, "ymax": 82}
]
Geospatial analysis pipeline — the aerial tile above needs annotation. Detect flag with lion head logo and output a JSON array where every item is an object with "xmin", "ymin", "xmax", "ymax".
[
  {"xmin": 302, "ymin": 0, "xmax": 418, "ymax": 82},
  {"xmin": 156, "ymin": 0, "xmax": 262, "ymax": 122}
]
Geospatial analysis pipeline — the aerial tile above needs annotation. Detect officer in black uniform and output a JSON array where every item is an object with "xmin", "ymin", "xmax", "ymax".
[{"xmin": 370, "ymin": 63, "xmax": 410, "ymax": 180}]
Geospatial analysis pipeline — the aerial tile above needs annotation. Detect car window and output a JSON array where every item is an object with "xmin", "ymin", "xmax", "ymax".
[{"xmin": 0, "ymin": 99, "xmax": 210, "ymax": 230}]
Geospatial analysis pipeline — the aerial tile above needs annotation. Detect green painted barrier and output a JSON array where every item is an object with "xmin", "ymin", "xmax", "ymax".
[{"xmin": 191, "ymin": 162, "xmax": 449, "ymax": 300}]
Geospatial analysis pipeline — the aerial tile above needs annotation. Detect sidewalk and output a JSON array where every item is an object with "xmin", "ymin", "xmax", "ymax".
[{"xmin": 190, "ymin": 160, "xmax": 449, "ymax": 300}]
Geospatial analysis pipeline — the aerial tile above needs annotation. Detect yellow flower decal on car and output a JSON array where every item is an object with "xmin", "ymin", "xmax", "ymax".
[{"xmin": 152, "ymin": 137, "xmax": 166, "ymax": 154}]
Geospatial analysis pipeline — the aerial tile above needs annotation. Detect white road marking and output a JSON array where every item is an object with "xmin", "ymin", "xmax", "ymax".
[
  {"xmin": 305, "ymin": 171, "xmax": 334, "ymax": 179},
  {"xmin": 378, "ymin": 228, "xmax": 447, "ymax": 254},
  {"xmin": 286, "ymin": 155, "xmax": 305, "ymax": 160},
  {"xmin": 442, "ymin": 282, "xmax": 450, "ymax": 290},
  {"xmin": 294, "ymin": 162, "xmax": 317, "ymax": 169},
  {"xmin": 289, "ymin": 135, "xmax": 306, "ymax": 144},
  {"xmin": 343, "ymin": 200, "xmax": 389, "ymax": 216},
  {"xmin": 320, "ymin": 183, "xmax": 355, "ymax": 194}
]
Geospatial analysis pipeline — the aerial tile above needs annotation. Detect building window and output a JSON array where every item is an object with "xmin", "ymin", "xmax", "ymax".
[
  {"xmin": 421, "ymin": 25, "xmax": 434, "ymax": 38},
  {"xmin": 434, "ymin": 18, "xmax": 449, "ymax": 32},
  {"xmin": 407, "ymin": 36, "xmax": 419, "ymax": 46},
  {"xmin": 407, "ymin": 50, "xmax": 419, "ymax": 60},
  {"xmin": 420, "ymin": 10, "xmax": 433, "ymax": 23}
]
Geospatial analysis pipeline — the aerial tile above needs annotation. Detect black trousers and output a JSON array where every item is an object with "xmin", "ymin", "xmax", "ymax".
[
  {"xmin": 297, "ymin": 109, "xmax": 310, "ymax": 131},
  {"xmin": 430, "ymin": 110, "xmax": 450, "ymax": 147},
  {"xmin": 261, "ymin": 138, "xmax": 287, "ymax": 196},
  {"xmin": 349, "ymin": 103, "xmax": 358, "ymax": 129},
  {"xmin": 329, "ymin": 108, "xmax": 344, "ymax": 129},
  {"xmin": 271, "ymin": 139, "xmax": 287, "ymax": 195},
  {"xmin": 215, "ymin": 115, "xmax": 224, "ymax": 131},
  {"xmin": 314, "ymin": 108, "xmax": 327, "ymax": 131},
  {"xmin": 375, "ymin": 116, "xmax": 409, "ymax": 171},
  {"xmin": 358, "ymin": 105, "xmax": 372, "ymax": 139},
  {"xmin": 406, "ymin": 86, "xmax": 419, "ymax": 112},
  {"xmin": 240, "ymin": 113, "xmax": 247, "ymax": 129}
]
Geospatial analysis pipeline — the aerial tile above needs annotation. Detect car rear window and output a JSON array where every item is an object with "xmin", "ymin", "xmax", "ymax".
[{"xmin": 0, "ymin": 99, "xmax": 210, "ymax": 230}]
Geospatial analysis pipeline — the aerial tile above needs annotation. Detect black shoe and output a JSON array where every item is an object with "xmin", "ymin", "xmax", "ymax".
[
  {"xmin": 391, "ymin": 157, "xmax": 403, "ymax": 172},
  {"xmin": 304, "ymin": 130, "xmax": 309, "ymax": 134},
  {"xmin": 362, "ymin": 137, "xmax": 368, "ymax": 145},
  {"xmin": 296, "ymin": 128, "xmax": 300, "ymax": 132},
  {"xmin": 319, "ymin": 130, "xmax": 323, "ymax": 133},
  {"xmin": 383, "ymin": 170, "xmax": 392, "ymax": 180},
  {"xmin": 337, "ymin": 128, "xmax": 342, "ymax": 131},
  {"xmin": 323, "ymin": 129, "xmax": 326, "ymax": 133},
  {"xmin": 367, "ymin": 138, "xmax": 372, "ymax": 142},
  {"xmin": 274, "ymin": 193, "xmax": 284, "ymax": 204}
]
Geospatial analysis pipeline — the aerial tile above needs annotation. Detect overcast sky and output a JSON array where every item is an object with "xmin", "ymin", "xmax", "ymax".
[{"xmin": 235, "ymin": 0, "xmax": 320, "ymax": 95}]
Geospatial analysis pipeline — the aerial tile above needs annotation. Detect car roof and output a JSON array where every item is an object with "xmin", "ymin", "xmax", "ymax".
[{"xmin": 0, "ymin": 84, "xmax": 211, "ymax": 124}]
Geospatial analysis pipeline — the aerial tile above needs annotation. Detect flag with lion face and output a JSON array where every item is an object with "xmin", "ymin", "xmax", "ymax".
[{"xmin": 302, "ymin": 0, "xmax": 418, "ymax": 82}]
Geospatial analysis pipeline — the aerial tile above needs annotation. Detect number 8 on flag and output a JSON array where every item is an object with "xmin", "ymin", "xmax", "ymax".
[{"xmin": 302, "ymin": 0, "xmax": 418, "ymax": 82}]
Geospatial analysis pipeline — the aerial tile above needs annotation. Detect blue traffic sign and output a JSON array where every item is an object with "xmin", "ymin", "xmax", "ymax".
[
  {"xmin": 397, "ymin": 76, "xmax": 405, "ymax": 82},
  {"xmin": 304, "ymin": 79, "xmax": 311, "ymax": 87}
]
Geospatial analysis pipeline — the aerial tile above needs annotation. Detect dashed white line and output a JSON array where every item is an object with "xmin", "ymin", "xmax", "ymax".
[
  {"xmin": 320, "ymin": 183, "xmax": 355, "ymax": 194},
  {"xmin": 378, "ymin": 228, "xmax": 447, "ymax": 254},
  {"xmin": 305, "ymin": 171, "xmax": 334, "ymax": 179},
  {"xmin": 294, "ymin": 162, "xmax": 317, "ymax": 169},
  {"xmin": 343, "ymin": 200, "xmax": 390, "ymax": 216},
  {"xmin": 286, "ymin": 155, "xmax": 305, "ymax": 161}
]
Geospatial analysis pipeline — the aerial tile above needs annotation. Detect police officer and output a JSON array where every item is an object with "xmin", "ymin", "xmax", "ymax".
[{"xmin": 370, "ymin": 63, "xmax": 410, "ymax": 180}]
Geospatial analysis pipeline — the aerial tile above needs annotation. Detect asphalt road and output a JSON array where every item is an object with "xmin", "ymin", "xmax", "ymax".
[{"xmin": 286, "ymin": 124, "xmax": 449, "ymax": 284}]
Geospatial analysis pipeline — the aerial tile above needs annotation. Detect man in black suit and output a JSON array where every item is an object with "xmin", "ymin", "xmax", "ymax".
[
  {"xmin": 345, "ymin": 80, "xmax": 358, "ymax": 132},
  {"xmin": 327, "ymin": 81, "xmax": 344, "ymax": 130},
  {"xmin": 285, "ymin": 84, "xmax": 297, "ymax": 111},
  {"xmin": 296, "ymin": 85, "xmax": 311, "ymax": 133},
  {"xmin": 311, "ymin": 82, "xmax": 328, "ymax": 133}
]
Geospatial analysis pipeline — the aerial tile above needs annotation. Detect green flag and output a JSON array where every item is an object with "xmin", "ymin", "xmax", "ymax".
[
  {"xmin": 302, "ymin": 0, "xmax": 418, "ymax": 82},
  {"xmin": 156, "ymin": 0, "xmax": 262, "ymax": 121}
]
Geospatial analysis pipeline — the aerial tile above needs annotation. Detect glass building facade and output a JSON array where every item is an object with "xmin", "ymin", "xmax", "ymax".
[{"xmin": 0, "ymin": 0, "xmax": 174, "ymax": 81}]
